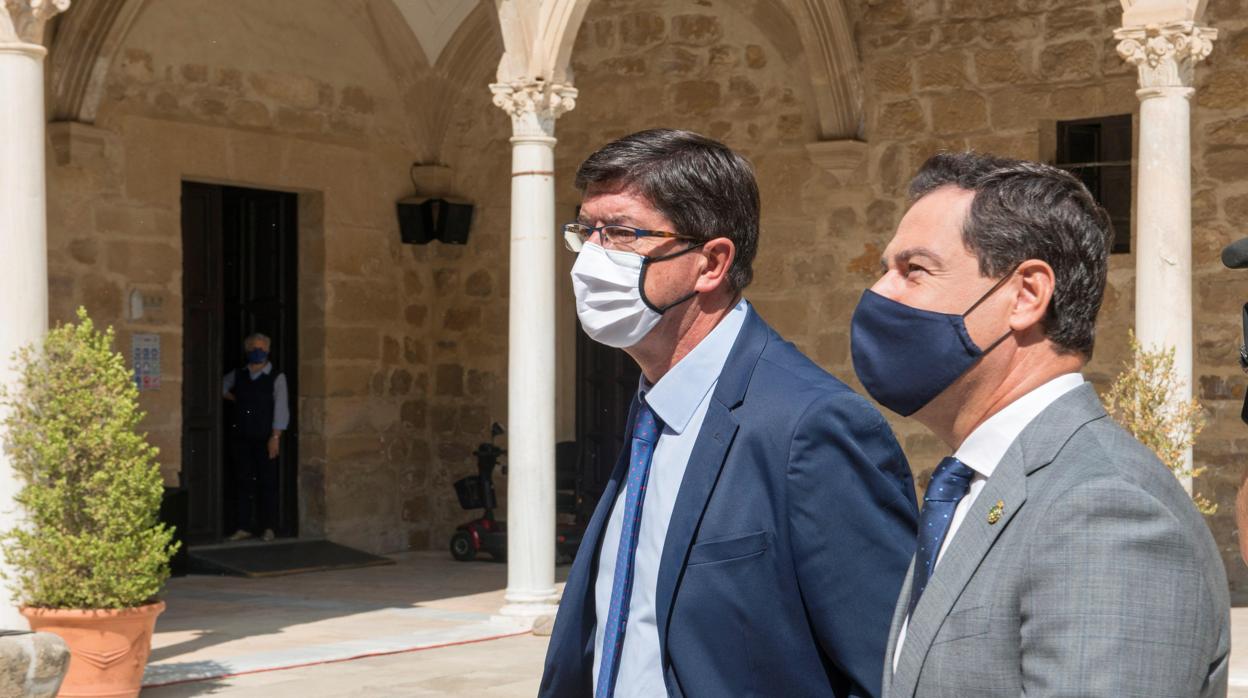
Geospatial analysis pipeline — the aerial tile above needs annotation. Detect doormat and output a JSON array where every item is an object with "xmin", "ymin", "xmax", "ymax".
[{"xmin": 188, "ymin": 539, "xmax": 394, "ymax": 577}]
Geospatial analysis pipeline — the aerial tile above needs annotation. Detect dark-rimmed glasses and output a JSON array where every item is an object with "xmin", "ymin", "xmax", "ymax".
[{"xmin": 562, "ymin": 223, "xmax": 699, "ymax": 252}]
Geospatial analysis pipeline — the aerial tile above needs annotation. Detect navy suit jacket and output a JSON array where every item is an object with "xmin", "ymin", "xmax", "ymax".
[{"xmin": 539, "ymin": 310, "xmax": 918, "ymax": 697}]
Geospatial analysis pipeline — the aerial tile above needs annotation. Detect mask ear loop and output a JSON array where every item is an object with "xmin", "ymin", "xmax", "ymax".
[
  {"xmin": 962, "ymin": 263, "xmax": 1023, "ymax": 353},
  {"xmin": 638, "ymin": 242, "xmax": 707, "ymax": 314},
  {"xmin": 962, "ymin": 263, "xmax": 1022, "ymax": 317}
]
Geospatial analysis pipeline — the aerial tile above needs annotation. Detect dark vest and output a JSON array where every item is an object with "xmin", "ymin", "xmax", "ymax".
[{"xmin": 233, "ymin": 367, "xmax": 276, "ymax": 440}]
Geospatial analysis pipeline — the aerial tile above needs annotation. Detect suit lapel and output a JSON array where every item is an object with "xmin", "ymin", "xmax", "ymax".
[
  {"xmin": 556, "ymin": 397, "xmax": 639, "ymax": 677},
  {"xmin": 882, "ymin": 558, "xmax": 916, "ymax": 695},
  {"xmin": 890, "ymin": 383, "xmax": 1109, "ymax": 697},
  {"xmin": 890, "ymin": 444, "xmax": 1027, "ymax": 697},
  {"xmin": 655, "ymin": 400, "xmax": 740, "ymax": 657},
  {"xmin": 654, "ymin": 308, "xmax": 770, "ymax": 663}
]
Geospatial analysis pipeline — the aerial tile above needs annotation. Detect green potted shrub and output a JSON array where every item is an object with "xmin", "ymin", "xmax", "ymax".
[
  {"xmin": 0, "ymin": 308, "xmax": 178, "ymax": 698},
  {"xmin": 1105, "ymin": 329, "xmax": 1216, "ymax": 515}
]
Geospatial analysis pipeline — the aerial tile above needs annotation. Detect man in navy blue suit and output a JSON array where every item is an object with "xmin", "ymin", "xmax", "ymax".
[{"xmin": 541, "ymin": 129, "xmax": 918, "ymax": 698}]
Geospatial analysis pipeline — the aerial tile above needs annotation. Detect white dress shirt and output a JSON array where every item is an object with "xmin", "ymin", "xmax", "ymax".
[
  {"xmin": 893, "ymin": 372, "xmax": 1085, "ymax": 671},
  {"xmin": 592, "ymin": 299, "xmax": 749, "ymax": 697}
]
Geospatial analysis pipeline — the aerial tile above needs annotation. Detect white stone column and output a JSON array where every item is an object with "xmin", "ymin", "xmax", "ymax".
[
  {"xmin": 489, "ymin": 80, "xmax": 576, "ymax": 620},
  {"xmin": 1115, "ymin": 22, "xmax": 1216, "ymax": 491},
  {"xmin": 0, "ymin": 0, "xmax": 69, "ymax": 629}
]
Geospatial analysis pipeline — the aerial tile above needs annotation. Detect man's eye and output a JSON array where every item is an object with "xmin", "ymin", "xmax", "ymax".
[{"xmin": 905, "ymin": 263, "xmax": 928, "ymax": 277}]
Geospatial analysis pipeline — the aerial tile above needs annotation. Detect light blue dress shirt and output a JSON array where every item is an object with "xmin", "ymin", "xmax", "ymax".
[
  {"xmin": 592, "ymin": 299, "xmax": 749, "ymax": 696},
  {"xmin": 222, "ymin": 363, "xmax": 290, "ymax": 431}
]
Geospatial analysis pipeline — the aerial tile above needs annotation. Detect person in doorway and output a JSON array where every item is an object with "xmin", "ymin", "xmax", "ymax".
[
  {"xmin": 223, "ymin": 332, "xmax": 289, "ymax": 542},
  {"xmin": 861, "ymin": 152, "xmax": 1230, "ymax": 697},
  {"xmin": 539, "ymin": 129, "xmax": 918, "ymax": 698}
]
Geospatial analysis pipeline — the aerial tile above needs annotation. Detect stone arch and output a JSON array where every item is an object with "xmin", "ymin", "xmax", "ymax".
[
  {"xmin": 47, "ymin": 0, "xmax": 151, "ymax": 123},
  {"xmin": 493, "ymin": 0, "xmax": 861, "ymax": 139},
  {"xmin": 422, "ymin": 2, "xmax": 505, "ymax": 164},
  {"xmin": 722, "ymin": 0, "xmax": 863, "ymax": 141},
  {"xmin": 494, "ymin": 0, "xmax": 593, "ymax": 84},
  {"xmin": 782, "ymin": 0, "xmax": 863, "ymax": 140},
  {"xmin": 46, "ymin": 0, "xmax": 438, "ymax": 127}
]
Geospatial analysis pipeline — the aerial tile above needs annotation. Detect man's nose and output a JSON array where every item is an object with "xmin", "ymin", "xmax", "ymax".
[
  {"xmin": 869, "ymin": 271, "xmax": 903, "ymax": 301},
  {"xmin": 587, "ymin": 229, "xmax": 604, "ymax": 246}
]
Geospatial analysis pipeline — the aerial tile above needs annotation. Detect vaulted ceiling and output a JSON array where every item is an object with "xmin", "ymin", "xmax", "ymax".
[{"xmin": 391, "ymin": 0, "xmax": 481, "ymax": 66}]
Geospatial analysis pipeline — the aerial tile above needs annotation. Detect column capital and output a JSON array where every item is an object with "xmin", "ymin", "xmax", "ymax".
[
  {"xmin": 1114, "ymin": 21, "xmax": 1217, "ymax": 89},
  {"xmin": 489, "ymin": 81, "xmax": 577, "ymax": 140},
  {"xmin": 0, "ymin": 0, "xmax": 70, "ymax": 47}
]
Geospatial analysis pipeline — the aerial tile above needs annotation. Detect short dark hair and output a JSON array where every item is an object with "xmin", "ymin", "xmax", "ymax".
[
  {"xmin": 575, "ymin": 129, "xmax": 759, "ymax": 292},
  {"xmin": 909, "ymin": 151, "xmax": 1114, "ymax": 358}
]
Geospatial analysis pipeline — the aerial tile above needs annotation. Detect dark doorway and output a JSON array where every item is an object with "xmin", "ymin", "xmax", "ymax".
[
  {"xmin": 182, "ymin": 182, "xmax": 299, "ymax": 545},
  {"xmin": 574, "ymin": 326, "xmax": 640, "ymax": 521}
]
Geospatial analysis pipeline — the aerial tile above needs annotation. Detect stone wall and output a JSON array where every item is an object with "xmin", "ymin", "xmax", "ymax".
[
  {"xmin": 44, "ymin": 0, "xmax": 509, "ymax": 553},
  {"xmin": 42, "ymin": 0, "xmax": 1248, "ymax": 578},
  {"xmin": 1190, "ymin": 0, "xmax": 1248, "ymax": 594},
  {"xmin": 844, "ymin": 0, "xmax": 1248, "ymax": 593},
  {"xmin": 556, "ymin": 0, "xmax": 1248, "ymax": 586}
]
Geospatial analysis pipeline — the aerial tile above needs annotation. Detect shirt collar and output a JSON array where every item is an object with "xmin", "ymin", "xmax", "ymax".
[
  {"xmin": 639, "ymin": 299, "xmax": 749, "ymax": 435},
  {"xmin": 953, "ymin": 373, "xmax": 1085, "ymax": 478},
  {"xmin": 248, "ymin": 362, "xmax": 272, "ymax": 378}
]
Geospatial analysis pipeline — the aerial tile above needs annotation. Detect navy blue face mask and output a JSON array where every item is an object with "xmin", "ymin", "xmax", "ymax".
[
  {"xmin": 246, "ymin": 348, "xmax": 269, "ymax": 364},
  {"xmin": 850, "ymin": 270, "xmax": 1017, "ymax": 417}
]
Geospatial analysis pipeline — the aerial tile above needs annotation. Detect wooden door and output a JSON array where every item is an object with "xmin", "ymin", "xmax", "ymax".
[
  {"xmin": 182, "ymin": 183, "xmax": 299, "ymax": 543},
  {"xmin": 181, "ymin": 183, "xmax": 225, "ymax": 543},
  {"xmin": 574, "ymin": 326, "xmax": 640, "ymax": 521},
  {"xmin": 221, "ymin": 186, "xmax": 299, "ymax": 537}
]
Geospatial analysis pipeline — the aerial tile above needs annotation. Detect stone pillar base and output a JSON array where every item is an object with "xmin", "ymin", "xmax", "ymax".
[
  {"xmin": 0, "ymin": 631, "xmax": 70, "ymax": 698},
  {"xmin": 495, "ymin": 589, "xmax": 561, "ymax": 626}
]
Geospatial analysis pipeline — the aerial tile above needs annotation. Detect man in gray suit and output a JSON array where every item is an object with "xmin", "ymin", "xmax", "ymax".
[{"xmin": 849, "ymin": 151, "xmax": 1230, "ymax": 697}]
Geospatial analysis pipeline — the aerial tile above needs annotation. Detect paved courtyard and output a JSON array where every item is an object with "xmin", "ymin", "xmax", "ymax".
[
  {"xmin": 141, "ymin": 549, "xmax": 1248, "ymax": 697},
  {"xmin": 142, "ymin": 551, "xmax": 565, "ymax": 697}
]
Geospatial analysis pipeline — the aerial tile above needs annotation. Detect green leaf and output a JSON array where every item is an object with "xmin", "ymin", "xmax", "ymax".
[{"xmin": 0, "ymin": 307, "xmax": 177, "ymax": 609}]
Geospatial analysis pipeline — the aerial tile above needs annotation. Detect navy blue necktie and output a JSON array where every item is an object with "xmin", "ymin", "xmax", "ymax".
[
  {"xmin": 908, "ymin": 456, "xmax": 975, "ymax": 617},
  {"xmin": 596, "ymin": 401, "xmax": 662, "ymax": 698}
]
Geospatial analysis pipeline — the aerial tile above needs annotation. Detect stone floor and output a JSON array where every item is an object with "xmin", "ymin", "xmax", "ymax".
[
  {"xmin": 143, "ymin": 634, "xmax": 550, "ymax": 696},
  {"xmin": 141, "ymin": 551, "xmax": 555, "ymax": 694},
  {"xmin": 141, "ymin": 550, "xmax": 1248, "ymax": 697}
]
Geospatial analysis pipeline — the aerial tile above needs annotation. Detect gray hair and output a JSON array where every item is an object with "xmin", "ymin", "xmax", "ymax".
[
  {"xmin": 574, "ymin": 128, "xmax": 760, "ymax": 293},
  {"xmin": 908, "ymin": 151, "xmax": 1113, "ymax": 358},
  {"xmin": 244, "ymin": 333, "xmax": 271, "ymax": 348}
]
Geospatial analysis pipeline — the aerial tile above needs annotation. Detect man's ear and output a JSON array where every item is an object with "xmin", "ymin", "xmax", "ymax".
[
  {"xmin": 695, "ymin": 237, "xmax": 736, "ymax": 294},
  {"xmin": 1010, "ymin": 259, "xmax": 1055, "ymax": 332}
]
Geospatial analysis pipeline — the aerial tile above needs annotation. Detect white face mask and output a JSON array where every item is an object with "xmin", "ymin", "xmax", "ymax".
[{"xmin": 571, "ymin": 242, "xmax": 700, "ymax": 348}]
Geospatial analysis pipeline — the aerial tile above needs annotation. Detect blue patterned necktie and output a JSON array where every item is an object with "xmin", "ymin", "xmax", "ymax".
[
  {"xmin": 908, "ymin": 456, "xmax": 975, "ymax": 617},
  {"xmin": 596, "ymin": 400, "xmax": 663, "ymax": 698}
]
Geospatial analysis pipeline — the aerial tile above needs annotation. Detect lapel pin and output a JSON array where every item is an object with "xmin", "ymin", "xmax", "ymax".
[{"xmin": 987, "ymin": 500, "xmax": 1004, "ymax": 525}]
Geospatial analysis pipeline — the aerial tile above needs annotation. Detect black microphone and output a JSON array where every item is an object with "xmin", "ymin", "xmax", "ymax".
[{"xmin": 1222, "ymin": 238, "xmax": 1248, "ymax": 269}]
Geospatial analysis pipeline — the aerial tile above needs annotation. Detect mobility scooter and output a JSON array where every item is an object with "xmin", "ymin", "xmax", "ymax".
[{"xmin": 449, "ymin": 423, "xmax": 583, "ymax": 562}]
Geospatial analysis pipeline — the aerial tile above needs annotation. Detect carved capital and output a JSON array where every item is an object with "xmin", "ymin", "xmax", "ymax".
[
  {"xmin": 1114, "ymin": 22, "xmax": 1217, "ymax": 89},
  {"xmin": 0, "ymin": 0, "xmax": 70, "ymax": 46},
  {"xmin": 489, "ymin": 81, "xmax": 577, "ymax": 139}
]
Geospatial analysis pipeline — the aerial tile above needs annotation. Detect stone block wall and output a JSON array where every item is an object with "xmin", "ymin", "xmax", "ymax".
[
  {"xmin": 41, "ymin": 0, "xmax": 1248, "ymax": 574},
  {"xmin": 1191, "ymin": 0, "xmax": 1248, "ymax": 592},
  {"xmin": 552, "ymin": 0, "xmax": 1248, "ymax": 585},
  {"xmin": 43, "ymin": 0, "xmax": 510, "ymax": 554},
  {"xmin": 845, "ymin": 0, "xmax": 1248, "ymax": 591}
]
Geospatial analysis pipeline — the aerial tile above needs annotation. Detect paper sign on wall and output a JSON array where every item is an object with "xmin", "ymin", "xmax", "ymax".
[{"xmin": 132, "ymin": 333, "xmax": 161, "ymax": 392}]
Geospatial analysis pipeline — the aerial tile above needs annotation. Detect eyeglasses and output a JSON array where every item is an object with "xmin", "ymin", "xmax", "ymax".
[{"xmin": 561, "ymin": 223, "xmax": 699, "ymax": 252}]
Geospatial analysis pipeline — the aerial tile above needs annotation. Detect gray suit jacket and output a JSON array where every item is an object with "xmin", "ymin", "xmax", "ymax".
[{"xmin": 883, "ymin": 383, "xmax": 1230, "ymax": 698}]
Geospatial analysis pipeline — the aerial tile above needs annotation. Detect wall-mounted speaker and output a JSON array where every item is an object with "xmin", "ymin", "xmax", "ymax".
[
  {"xmin": 397, "ymin": 198, "xmax": 474, "ymax": 246},
  {"xmin": 397, "ymin": 199, "xmax": 436, "ymax": 244}
]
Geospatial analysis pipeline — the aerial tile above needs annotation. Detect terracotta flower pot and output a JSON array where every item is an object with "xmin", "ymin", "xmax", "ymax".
[{"xmin": 20, "ymin": 601, "xmax": 165, "ymax": 698}]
